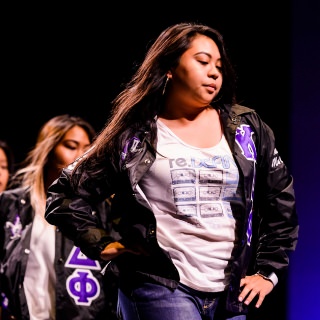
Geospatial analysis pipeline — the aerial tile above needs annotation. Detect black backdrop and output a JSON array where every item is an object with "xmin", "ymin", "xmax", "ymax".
[
  {"xmin": 3, "ymin": 2, "xmax": 291, "ymax": 166},
  {"xmin": 2, "ymin": 2, "xmax": 294, "ymax": 319}
]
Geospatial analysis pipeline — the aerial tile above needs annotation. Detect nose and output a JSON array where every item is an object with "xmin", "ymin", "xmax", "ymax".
[
  {"xmin": 73, "ymin": 149, "xmax": 85, "ymax": 161},
  {"xmin": 78, "ymin": 147, "xmax": 90, "ymax": 158},
  {"xmin": 209, "ymin": 64, "xmax": 220, "ymax": 80},
  {"xmin": 78, "ymin": 149, "xmax": 85, "ymax": 158}
]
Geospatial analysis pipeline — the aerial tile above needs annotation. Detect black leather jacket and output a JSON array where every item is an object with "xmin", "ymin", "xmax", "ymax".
[
  {"xmin": 45, "ymin": 104, "xmax": 299, "ymax": 314},
  {"xmin": 0, "ymin": 187, "xmax": 118, "ymax": 320}
]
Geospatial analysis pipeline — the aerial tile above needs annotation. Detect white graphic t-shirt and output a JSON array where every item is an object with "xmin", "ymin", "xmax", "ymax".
[
  {"xmin": 138, "ymin": 119, "xmax": 244, "ymax": 292},
  {"xmin": 24, "ymin": 214, "xmax": 56, "ymax": 319}
]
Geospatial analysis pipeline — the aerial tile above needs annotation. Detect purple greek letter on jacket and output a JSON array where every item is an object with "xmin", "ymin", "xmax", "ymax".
[
  {"xmin": 235, "ymin": 124, "xmax": 257, "ymax": 246},
  {"xmin": 235, "ymin": 124, "xmax": 257, "ymax": 162}
]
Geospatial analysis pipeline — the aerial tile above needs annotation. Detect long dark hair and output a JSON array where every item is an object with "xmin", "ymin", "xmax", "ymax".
[{"xmin": 83, "ymin": 22, "xmax": 237, "ymax": 175}]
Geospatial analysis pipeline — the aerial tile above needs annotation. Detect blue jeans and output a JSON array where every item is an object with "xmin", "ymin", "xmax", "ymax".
[{"xmin": 118, "ymin": 281, "xmax": 246, "ymax": 320}]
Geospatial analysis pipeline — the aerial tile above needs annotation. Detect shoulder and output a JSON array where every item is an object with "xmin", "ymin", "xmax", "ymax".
[
  {"xmin": 223, "ymin": 104, "xmax": 271, "ymax": 127},
  {"xmin": 0, "ymin": 186, "xmax": 29, "ymax": 204},
  {"xmin": 0, "ymin": 187, "xmax": 31, "ymax": 221},
  {"xmin": 221, "ymin": 103, "xmax": 256, "ymax": 115}
]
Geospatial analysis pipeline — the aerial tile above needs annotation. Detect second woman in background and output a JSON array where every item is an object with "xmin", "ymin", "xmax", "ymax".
[
  {"xmin": 0, "ymin": 115, "xmax": 117, "ymax": 320},
  {"xmin": 0, "ymin": 140, "xmax": 15, "ymax": 193}
]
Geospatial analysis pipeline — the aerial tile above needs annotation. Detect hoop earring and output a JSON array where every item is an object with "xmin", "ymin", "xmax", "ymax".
[{"xmin": 162, "ymin": 77, "xmax": 169, "ymax": 96}]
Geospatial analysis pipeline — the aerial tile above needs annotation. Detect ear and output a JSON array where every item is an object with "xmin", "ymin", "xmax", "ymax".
[{"xmin": 166, "ymin": 70, "xmax": 172, "ymax": 79}]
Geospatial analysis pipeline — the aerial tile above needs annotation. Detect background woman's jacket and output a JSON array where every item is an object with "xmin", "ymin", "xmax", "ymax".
[
  {"xmin": 44, "ymin": 104, "xmax": 299, "ymax": 314},
  {"xmin": 0, "ymin": 187, "xmax": 118, "ymax": 320}
]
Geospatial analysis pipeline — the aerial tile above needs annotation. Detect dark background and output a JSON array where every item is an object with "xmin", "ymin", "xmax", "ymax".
[
  {"xmin": 2, "ymin": 1, "xmax": 320, "ymax": 319},
  {"xmin": 2, "ymin": 2, "xmax": 291, "ymax": 165}
]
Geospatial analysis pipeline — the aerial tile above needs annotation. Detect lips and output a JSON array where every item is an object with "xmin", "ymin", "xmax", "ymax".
[
  {"xmin": 205, "ymin": 84, "xmax": 217, "ymax": 93},
  {"xmin": 206, "ymin": 83, "xmax": 217, "ymax": 89}
]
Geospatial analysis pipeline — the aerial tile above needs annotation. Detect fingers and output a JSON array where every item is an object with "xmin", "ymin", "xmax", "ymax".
[
  {"xmin": 100, "ymin": 241, "xmax": 127, "ymax": 260},
  {"xmin": 100, "ymin": 241, "xmax": 142, "ymax": 260},
  {"xmin": 255, "ymin": 293, "xmax": 266, "ymax": 308},
  {"xmin": 239, "ymin": 288, "xmax": 265, "ymax": 308},
  {"xmin": 238, "ymin": 274, "xmax": 274, "ymax": 308}
]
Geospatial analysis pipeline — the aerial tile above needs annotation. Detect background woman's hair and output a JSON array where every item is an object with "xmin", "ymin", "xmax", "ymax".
[
  {"xmin": 12, "ymin": 114, "xmax": 96, "ymax": 215},
  {"xmin": 0, "ymin": 139, "xmax": 15, "ymax": 175}
]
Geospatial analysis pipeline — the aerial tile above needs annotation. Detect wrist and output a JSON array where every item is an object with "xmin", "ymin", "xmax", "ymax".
[{"xmin": 256, "ymin": 271, "xmax": 278, "ymax": 287}]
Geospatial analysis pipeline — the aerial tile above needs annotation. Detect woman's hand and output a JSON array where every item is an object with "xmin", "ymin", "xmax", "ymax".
[
  {"xmin": 100, "ymin": 241, "xmax": 142, "ymax": 261},
  {"xmin": 238, "ymin": 274, "xmax": 274, "ymax": 308}
]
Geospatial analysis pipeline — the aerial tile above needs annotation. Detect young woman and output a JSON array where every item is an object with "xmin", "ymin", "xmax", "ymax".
[
  {"xmin": 0, "ymin": 140, "xmax": 15, "ymax": 193},
  {"xmin": 45, "ymin": 23, "xmax": 299, "ymax": 320},
  {"xmin": 0, "ymin": 115, "xmax": 117, "ymax": 319}
]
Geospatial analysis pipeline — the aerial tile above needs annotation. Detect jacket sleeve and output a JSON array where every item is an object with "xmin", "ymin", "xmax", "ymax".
[
  {"xmin": 253, "ymin": 116, "xmax": 299, "ymax": 279},
  {"xmin": 45, "ymin": 164, "xmax": 115, "ymax": 260}
]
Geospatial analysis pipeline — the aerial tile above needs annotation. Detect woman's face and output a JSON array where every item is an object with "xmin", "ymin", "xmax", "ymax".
[
  {"xmin": 0, "ymin": 147, "xmax": 10, "ymax": 192},
  {"xmin": 168, "ymin": 34, "xmax": 223, "ymax": 109},
  {"xmin": 50, "ymin": 125, "xmax": 91, "ymax": 172}
]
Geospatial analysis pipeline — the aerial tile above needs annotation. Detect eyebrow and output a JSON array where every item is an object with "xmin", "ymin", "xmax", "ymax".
[
  {"xmin": 194, "ymin": 52, "xmax": 221, "ymax": 60},
  {"xmin": 63, "ymin": 139, "xmax": 91, "ymax": 146},
  {"xmin": 194, "ymin": 51, "xmax": 211, "ymax": 57}
]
